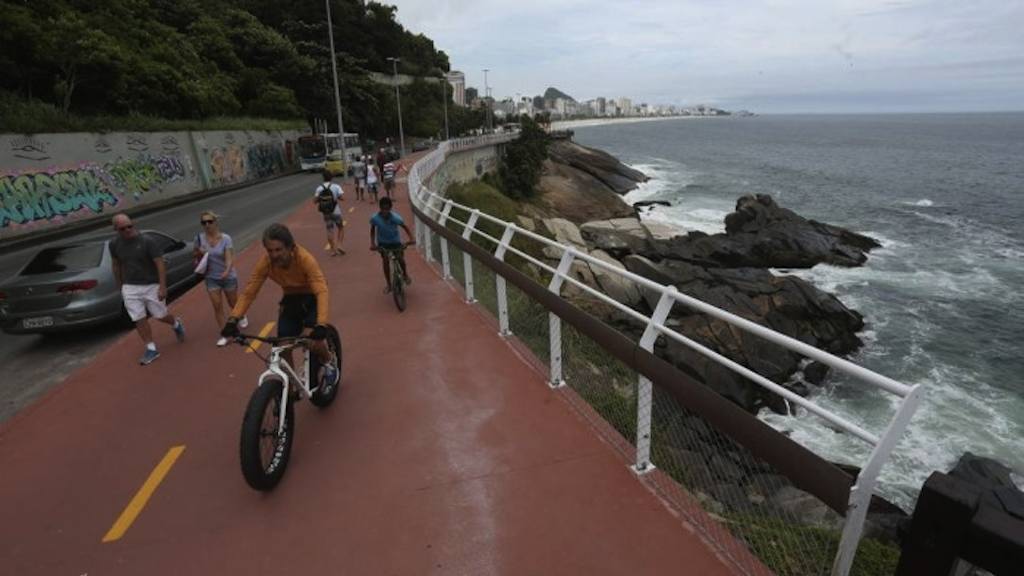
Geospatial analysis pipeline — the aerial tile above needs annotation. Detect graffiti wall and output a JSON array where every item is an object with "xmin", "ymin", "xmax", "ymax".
[
  {"xmin": 427, "ymin": 146, "xmax": 500, "ymax": 195},
  {"xmin": 1, "ymin": 129, "xmax": 301, "ymax": 241}
]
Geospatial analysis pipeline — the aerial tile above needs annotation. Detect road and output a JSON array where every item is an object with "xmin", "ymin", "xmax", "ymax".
[{"xmin": 0, "ymin": 172, "xmax": 324, "ymax": 423}]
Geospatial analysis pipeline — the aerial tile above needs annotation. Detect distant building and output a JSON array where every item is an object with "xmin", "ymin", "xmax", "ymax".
[
  {"xmin": 446, "ymin": 71, "xmax": 466, "ymax": 106},
  {"xmin": 617, "ymin": 97, "xmax": 633, "ymax": 116}
]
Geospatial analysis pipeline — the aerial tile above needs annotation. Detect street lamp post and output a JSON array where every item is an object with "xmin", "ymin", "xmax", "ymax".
[
  {"xmin": 387, "ymin": 57, "xmax": 405, "ymax": 157},
  {"xmin": 325, "ymin": 0, "xmax": 345, "ymax": 148},
  {"xmin": 442, "ymin": 73, "xmax": 450, "ymax": 140},
  {"xmin": 483, "ymin": 68, "xmax": 492, "ymax": 132}
]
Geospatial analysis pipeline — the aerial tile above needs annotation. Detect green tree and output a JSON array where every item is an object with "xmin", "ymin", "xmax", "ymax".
[{"xmin": 498, "ymin": 116, "xmax": 549, "ymax": 199}]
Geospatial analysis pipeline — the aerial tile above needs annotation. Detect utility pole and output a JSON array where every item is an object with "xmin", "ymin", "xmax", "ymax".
[
  {"xmin": 325, "ymin": 0, "xmax": 345, "ymax": 151},
  {"xmin": 387, "ymin": 57, "xmax": 405, "ymax": 157}
]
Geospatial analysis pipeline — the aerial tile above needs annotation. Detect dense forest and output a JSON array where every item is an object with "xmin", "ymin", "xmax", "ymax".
[{"xmin": 0, "ymin": 0, "xmax": 486, "ymax": 137}]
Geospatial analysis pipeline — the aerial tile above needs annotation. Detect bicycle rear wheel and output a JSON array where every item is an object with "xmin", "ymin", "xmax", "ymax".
[
  {"xmin": 239, "ymin": 378, "xmax": 294, "ymax": 491},
  {"xmin": 310, "ymin": 324, "xmax": 342, "ymax": 408},
  {"xmin": 391, "ymin": 256, "xmax": 406, "ymax": 312}
]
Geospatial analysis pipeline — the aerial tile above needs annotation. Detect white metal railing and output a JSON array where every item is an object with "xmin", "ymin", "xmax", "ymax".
[{"xmin": 407, "ymin": 135, "xmax": 924, "ymax": 576}]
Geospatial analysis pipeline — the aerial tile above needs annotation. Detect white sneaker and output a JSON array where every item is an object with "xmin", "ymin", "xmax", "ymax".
[
  {"xmin": 238, "ymin": 316, "xmax": 249, "ymax": 329},
  {"xmin": 216, "ymin": 337, "xmax": 229, "ymax": 347}
]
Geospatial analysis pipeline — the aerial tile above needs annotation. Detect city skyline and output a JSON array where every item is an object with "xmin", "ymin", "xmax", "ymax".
[{"xmin": 393, "ymin": 0, "xmax": 1024, "ymax": 114}]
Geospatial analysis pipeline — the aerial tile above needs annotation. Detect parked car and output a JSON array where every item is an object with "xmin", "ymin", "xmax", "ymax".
[{"xmin": 0, "ymin": 230, "xmax": 197, "ymax": 335}]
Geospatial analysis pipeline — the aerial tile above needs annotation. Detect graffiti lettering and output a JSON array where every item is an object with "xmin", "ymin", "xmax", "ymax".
[
  {"xmin": 0, "ymin": 169, "xmax": 119, "ymax": 228},
  {"xmin": 153, "ymin": 155, "xmax": 186, "ymax": 182},
  {"xmin": 246, "ymin": 143, "xmax": 285, "ymax": 178},
  {"xmin": 101, "ymin": 155, "xmax": 186, "ymax": 199},
  {"xmin": 106, "ymin": 158, "xmax": 161, "ymax": 199}
]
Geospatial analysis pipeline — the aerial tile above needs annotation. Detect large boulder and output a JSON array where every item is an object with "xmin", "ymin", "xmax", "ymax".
[
  {"xmin": 653, "ymin": 194, "xmax": 881, "ymax": 269},
  {"xmin": 580, "ymin": 218, "xmax": 652, "ymax": 257},
  {"xmin": 622, "ymin": 254, "xmax": 865, "ymax": 412},
  {"xmin": 547, "ymin": 140, "xmax": 648, "ymax": 195},
  {"xmin": 533, "ymin": 160, "xmax": 636, "ymax": 224},
  {"xmin": 585, "ymin": 249, "xmax": 643, "ymax": 308}
]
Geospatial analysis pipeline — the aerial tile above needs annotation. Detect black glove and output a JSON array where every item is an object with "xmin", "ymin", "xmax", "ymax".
[
  {"xmin": 310, "ymin": 324, "xmax": 329, "ymax": 340},
  {"xmin": 221, "ymin": 318, "xmax": 240, "ymax": 338}
]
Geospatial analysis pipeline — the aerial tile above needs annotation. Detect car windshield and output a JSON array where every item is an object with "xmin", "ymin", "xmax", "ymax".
[{"xmin": 21, "ymin": 244, "xmax": 104, "ymax": 275}]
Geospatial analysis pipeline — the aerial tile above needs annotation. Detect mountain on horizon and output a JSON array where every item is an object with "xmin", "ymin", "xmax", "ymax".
[{"xmin": 543, "ymin": 87, "xmax": 576, "ymax": 102}]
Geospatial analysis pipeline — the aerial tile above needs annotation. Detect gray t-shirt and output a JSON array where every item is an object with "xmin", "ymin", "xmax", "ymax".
[
  {"xmin": 109, "ymin": 234, "xmax": 161, "ymax": 285},
  {"xmin": 197, "ymin": 233, "xmax": 236, "ymax": 280}
]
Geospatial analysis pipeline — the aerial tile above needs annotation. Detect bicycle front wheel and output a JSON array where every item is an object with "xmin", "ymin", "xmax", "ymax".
[
  {"xmin": 239, "ymin": 378, "xmax": 294, "ymax": 491},
  {"xmin": 392, "ymin": 258, "xmax": 406, "ymax": 312}
]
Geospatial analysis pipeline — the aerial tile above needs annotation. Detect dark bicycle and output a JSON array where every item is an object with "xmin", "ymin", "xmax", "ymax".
[
  {"xmin": 231, "ymin": 325, "xmax": 342, "ymax": 491},
  {"xmin": 374, "ymin": 243, "xmax": 412, "ymax": 311}
]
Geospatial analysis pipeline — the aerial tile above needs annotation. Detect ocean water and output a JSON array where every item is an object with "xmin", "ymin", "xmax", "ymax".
[{"xmin": 573, "ymin": 114, "xmax": 1024, "ymax": 509}]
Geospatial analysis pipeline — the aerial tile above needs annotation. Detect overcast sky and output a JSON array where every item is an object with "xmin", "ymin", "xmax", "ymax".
[{"xmin": 390, "ymin": 0, "xmax": 1024, "ymax": 113}]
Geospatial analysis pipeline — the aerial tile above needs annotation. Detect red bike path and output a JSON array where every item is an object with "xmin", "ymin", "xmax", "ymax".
[{"xmin": 0, "ymin": 163, "xmax": 737, "ymax": 575}]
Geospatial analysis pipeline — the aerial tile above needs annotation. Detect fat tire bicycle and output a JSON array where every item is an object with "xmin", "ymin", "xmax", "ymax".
[
  {"xmin": 375, "ymin": 243, "xmax": 413, "ymax": 311},
  {"xmin": 232, "ymin": 324, "xmax": 342, "ymax": 491}
]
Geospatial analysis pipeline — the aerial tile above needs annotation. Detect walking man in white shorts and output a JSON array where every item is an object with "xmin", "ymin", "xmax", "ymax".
[{"xmin": 110, "ymin": 213, "xmax": 186, "ymax": 365}]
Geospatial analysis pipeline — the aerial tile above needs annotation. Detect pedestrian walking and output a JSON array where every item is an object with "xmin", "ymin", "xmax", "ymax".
[
  {"xmin": 382, "ymin": 160, "xmax": 397, "ymax": 201},
  {"xmin": 366, "ymin": 162, "xmax": 380, "ymax": 203},
  {"xmin": 194, "ymin": 210, "xmax": 247, "ymax": 346},
  {"xmin": 351, "ymin": 155, "xmax": 367, "ymax": 201},
  {"xmin": 109, "ymin": 213, "xmax": 185, "ymax": 365},
  {"xmin": 314, "ymin": 170, "xmax": 346, "ymax": 256}
]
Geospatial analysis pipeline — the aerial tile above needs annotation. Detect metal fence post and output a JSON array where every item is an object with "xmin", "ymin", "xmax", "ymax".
[
  {"xmin": 461, "ymin": 210, "xmax": 480, "ymax": 303},
  {"xmin": 831, "ymin": 384, "xmax": 925, "ymax": 576},
  {"xmin": 632, "ymin": 288, "xmax": 677, "ymax": 474},
  {"xmin": 494, "ymin": 224, "xmax": 516, "ymax": 337},
  {"xmin": 439, "ymin": 201, "xmax": 454, "ymax": 279},
  {"xmin": 546, "ymin": 249, "xmax": 575, "ymax": 388}
]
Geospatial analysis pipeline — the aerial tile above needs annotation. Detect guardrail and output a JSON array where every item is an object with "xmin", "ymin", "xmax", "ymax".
[{"xmin": 407, "ymin": 135, "xmax": 924, "ymax": 576}]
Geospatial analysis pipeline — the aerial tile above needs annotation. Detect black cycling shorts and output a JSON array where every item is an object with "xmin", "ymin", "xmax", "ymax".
[{"xmin": 278, "ymin": 294, "xmax": 317, "ymax": 337}]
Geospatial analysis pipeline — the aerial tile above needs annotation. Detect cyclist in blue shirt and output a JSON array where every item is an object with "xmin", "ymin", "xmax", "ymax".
[{"xmin": 369, "ymin": 197, "xmax": 415, "ymax": 292}]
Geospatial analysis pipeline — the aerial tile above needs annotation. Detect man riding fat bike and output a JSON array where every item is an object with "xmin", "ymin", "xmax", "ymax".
[{"xmin": 221, "ymin": 223, "xmax": 338, "ymax": 389}]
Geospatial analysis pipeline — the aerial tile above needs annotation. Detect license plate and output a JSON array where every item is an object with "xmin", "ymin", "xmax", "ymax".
[{"xmin": 23, "ymin": 316, "xmax": 54, "ymax": 329}]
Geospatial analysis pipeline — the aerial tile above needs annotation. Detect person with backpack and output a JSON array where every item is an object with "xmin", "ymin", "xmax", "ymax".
[{"xmin": 313, "ymin": 170, "xmax": 345, "ymax": 256}]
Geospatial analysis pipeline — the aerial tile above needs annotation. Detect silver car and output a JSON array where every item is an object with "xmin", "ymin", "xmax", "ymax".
[{"xmin": 0, "ymin": 230, "xmax": 197, "ymax": 334}]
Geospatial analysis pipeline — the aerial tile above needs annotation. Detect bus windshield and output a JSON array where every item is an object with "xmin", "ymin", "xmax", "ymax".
[{"xmin": 298, "ymin": 136, "xmax": 326, "ymax": 159}]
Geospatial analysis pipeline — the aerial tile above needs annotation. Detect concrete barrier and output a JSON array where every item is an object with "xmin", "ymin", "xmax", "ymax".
[{"xmin": 0, "ymin": 129, "xmax": 303, "ymax": 243}]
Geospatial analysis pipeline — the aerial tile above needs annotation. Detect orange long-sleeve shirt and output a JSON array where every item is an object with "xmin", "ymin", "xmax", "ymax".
[{"xmin": 231, "ymin": 245, "xmax": 329, "ymax": 324}]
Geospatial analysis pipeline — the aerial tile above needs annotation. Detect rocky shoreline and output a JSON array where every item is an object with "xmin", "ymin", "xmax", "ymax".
[
  {"xmin": 499, "ymin": 138, "xmax": 1024, "ymax": 549},
  {"xmin": 519, "ymin": 139, "xmax": 879, "ymax": 414}
]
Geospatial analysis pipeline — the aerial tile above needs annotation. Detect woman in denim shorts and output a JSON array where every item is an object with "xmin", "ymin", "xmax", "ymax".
[{"xmin": 195, "ymin": 210, "xmax": 247, "ymax": 346}]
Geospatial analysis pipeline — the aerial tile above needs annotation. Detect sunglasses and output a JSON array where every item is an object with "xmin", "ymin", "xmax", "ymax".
[
  {"xmin": 116, "ymin": 224, "xmax": 134, "ymax": 231},
  {"xmin": 201, "ymin": 219, "xmax": 216, "ymax": 225}
]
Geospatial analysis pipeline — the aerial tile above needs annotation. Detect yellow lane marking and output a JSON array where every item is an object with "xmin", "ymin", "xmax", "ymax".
[
  {"xmin": 246, "ymin": 321, "xmax": 276, "ymax": 353},
  {"xmin": 102, "ymin": 445, "xmax": 185, "ymax": 543}
]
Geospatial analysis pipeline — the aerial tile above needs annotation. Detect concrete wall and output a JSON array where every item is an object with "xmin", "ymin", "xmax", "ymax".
[
  {"xmin": 427, "ymin": 145, "xmax": 500, "ymax": 195},
  {"xmin": 0, "ymin": 129, "xmax": 303, "ymax": 242}
]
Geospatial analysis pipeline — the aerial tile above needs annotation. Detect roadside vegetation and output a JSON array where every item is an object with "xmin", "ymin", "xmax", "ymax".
[{"xmin": 0, "ymin": 0, "xmax": 482, "ymax": 137}]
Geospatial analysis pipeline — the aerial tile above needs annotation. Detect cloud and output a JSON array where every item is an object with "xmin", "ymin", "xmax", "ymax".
[{"xmin": 389, "ymin": 0, "xmax": 1024, "ymax": 112}]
